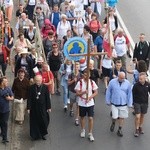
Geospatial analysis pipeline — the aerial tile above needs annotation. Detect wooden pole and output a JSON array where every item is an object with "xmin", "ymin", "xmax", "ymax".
[{"xmin": 86, "ymin": 38, "xmax": 91, "ymax": 100}]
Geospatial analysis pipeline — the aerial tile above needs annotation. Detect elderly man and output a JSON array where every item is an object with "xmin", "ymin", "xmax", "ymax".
[
  {"xmin": 27, "ymin": 75, "xmax": 51, "ymax": 140},
  {"xmin": 15, "ymin": 13, "xmax": 32, "ymax": 35},
  {"xmin": 114, "ymin": 28, "xmax": 130, "ymax": 69},
  {"xmin": 106, "ymin": 72, "xmax": 132, "ymax": 137}
]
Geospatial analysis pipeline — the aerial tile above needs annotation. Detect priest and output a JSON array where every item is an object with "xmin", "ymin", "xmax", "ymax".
[{"xmin": 27, "ymin": 75, "xmax": 51, "ymax": 140}]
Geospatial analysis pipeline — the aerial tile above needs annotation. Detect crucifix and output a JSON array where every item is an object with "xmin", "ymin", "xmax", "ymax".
[{"xmin": 69, "ymin": 38, "xmax": 107, "ymax": 100}]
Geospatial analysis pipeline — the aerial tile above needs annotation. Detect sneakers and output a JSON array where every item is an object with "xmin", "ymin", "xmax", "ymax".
[
  {"xmin": 117, "ymin": 129, "xmax": 123, "ymax": 137},
  {"xmin": 88, "ymin": 133, "xmax": 94, "ymax": 142},
  {"xmin": 64, "ymin": 105, "xmax": 67, "ymax": 112},
  {"xmin": 75, "ymin": 119, "xmax": 79, "ymax": 126},
  {"xmin": 134, "ymin": 129, "xmax": 139, "ymax": 137},
  {"xmin": 80, "ymin": 129, "xmax": 85, "ymax": 138},
  {"xmin": 110, "ymin": 122, "xmax": 115, "ymax": 132},
  {"xmin": 2, "ymin": 139, "xmax": 9, "ymax": 144},
  {"xmin": 55, "ymin": 91, "xmax": 61, "ymax": 96},
  {"xmin": 139, "ymin": 127, "xmax": 144, "ymax": 134}
]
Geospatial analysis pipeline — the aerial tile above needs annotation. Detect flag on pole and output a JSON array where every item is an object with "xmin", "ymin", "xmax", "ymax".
[{"xmin": 34, "ymin": 18, "xmax": 46, "ymax": 61}]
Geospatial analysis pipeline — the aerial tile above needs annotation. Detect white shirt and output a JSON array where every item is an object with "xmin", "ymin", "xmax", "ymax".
[
  {"xmin": 4, "ymin": 0, "xmax": 13, "ymax": 7},
  {"xmin": 109, "ymin": 17, "xmax": 116, "ymax": 31},
  {"xmin": 28, "ymin": 0, "xmax": 36, "ymax": 5},
  {"xmin": 72, "ymin": 19, "xmax": 85, "ymax": 36},
  {"xmin": 115, "ymin": 36, "xmax": 127, "ymax": 56},
  {"xmin": 75, "ymin": 79, "xmax": 98, "ymax": 107},
  {"xmin": 102, "ymin": 57, "xmax": 112, "ymax": 69},
  {"xmin": 57, "ymin": 21, "xmax": 71, "ymax": 39}
]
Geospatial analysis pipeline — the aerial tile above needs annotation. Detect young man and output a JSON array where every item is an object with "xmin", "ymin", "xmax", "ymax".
[
  {"xmin": 106, "ymin": 72, "xmax": 132, "ymax": 137},
  {"xmin": 75, "ymin": 68, "xmax": 98, "ymax": 142},
  {"xmin": 0, "ymin": 77, "xmax": 14, "ymax": 143},
  {"xmin": 68, "ymin": 62, "xmax": 81, "ymax": 126},
  {"xmin": 132, "ymin": 72, "xmax": 150, "ymax": 137}
]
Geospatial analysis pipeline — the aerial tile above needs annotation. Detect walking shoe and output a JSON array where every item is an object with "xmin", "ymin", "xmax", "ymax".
[
  {"xmin": 75, "ymin": 119, "xmax": 79, "ymax": 126},
  {"xmin": 2, "ymin": 139, "xmax": 9, "ymax": 144},
  {"xmin": 64, "ymin": 106, "xmax": 67, "ymax": 112},
  {"xmin": 69, "ymin": 110, "xmax": 74, "ymax": 117},
  {"xmin": 134, "ymin": 129, "xmax": 139, "ymax": 137},
  {"xmin": 117, "ymin": 129, "xmax": 123, "ymax": 137},
  {"xmin": 139, "ymin": 127, "xmax": 144, "ymax": 134},
  {"xmin": 88, "ymin": 133, "xmax": 94, "ymax": 142},
  {"xmin": 80, "ymin": 129, "xmax": 85, "ymax": 138},
  {"xmin": 110, "ymin": 122, "xmax": 115, "ymax": 132},
  {"xmin": 55, "ymin": 91, "xmax": 61, "ymax": 96}
]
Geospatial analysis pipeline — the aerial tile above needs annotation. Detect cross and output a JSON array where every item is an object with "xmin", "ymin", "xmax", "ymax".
[{"xmin": 69, "ymin": 39, "xmax": 107, "ymax": 100}]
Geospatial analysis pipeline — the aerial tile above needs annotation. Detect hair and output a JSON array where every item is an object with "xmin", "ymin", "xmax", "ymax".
[
  {"xmin": 4, "ymin": 18, "xmax": 9, "ymax": 22},
  {"xmin": 84, "ymin": 25, "xmax": 90, "ymax": 32},
  {"xmin": 137, "ymin": 60, "xmax": 147, "ymax": 72},
  {"xmin": 90, "ymin": 59, "xmax": 94, "ymax": 65},
  {"xmin": 0, "ymin": 76, "xmax": 7, "ymax": 85},
  {"xmin": 17, "ymin": 68, "xmax": 25, "ymax": 74},
  {"xmin": 115, "ymin": 59, "xmax": 122, "ymax": 64},
  {"xmin": 18, "ymin": 33, "xmax": 24, "ymax": 38},
  {"xmin": 36, "ymin": 6, "xmax": 42, "ymax": 10},
  {"xmin": 140, "ymin": 33, "xmax": 145, "ymax": 36},
  {"xmin": 61, "ymin": 14, "xmax": 67, "ymax": 19},
  {"xmin": 139, "ymin": 72, "xmax": 146, "ymax": 77},
  {"xmin": 91, "ymin": 12, "xmax": 98, "ymax": 18}
]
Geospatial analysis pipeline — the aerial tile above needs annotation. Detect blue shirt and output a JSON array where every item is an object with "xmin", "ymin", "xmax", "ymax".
[
  {"xmin": 51, "ymin": 12, "xmax": 60, "ymax": 29},
  {"xmin": 106, "ymin": 78, "xmax": 133, "ymax": 107},
  {"xmin": 94, "ymin": 36, "xmax": 103, "ymax": 52},
  {"xmin": 0, "ymin": 87, "xmax": 13, "ymax": 113}
]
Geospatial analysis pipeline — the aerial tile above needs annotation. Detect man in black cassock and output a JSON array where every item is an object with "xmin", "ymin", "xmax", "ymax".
[{"xmin": 27, "ymin": 75, "xmax": 51, "ymax": 140}]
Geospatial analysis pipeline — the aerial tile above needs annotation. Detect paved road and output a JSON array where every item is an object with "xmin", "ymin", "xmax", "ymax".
[
  {"xmin": 1, "ymin": 1, "xmax": 150, "ymax": 150},
  {"xmin": 117, "ymin": 0, "xmax": 150, "ymax": 42}
]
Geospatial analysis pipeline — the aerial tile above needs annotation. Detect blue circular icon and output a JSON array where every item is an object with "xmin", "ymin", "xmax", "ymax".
[{"xmin": 63, "ymin": 37, "xmax": 87, "ymax": 61}]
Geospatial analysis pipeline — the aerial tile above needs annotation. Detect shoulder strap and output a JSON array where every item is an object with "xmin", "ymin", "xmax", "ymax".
[
  {"xmin": 64, "ymin": 63, "xmax": 66, "ymax": 70},
  {"xmin": 146, "ymin": 41, "xmax": 149, "ymax": 47}
]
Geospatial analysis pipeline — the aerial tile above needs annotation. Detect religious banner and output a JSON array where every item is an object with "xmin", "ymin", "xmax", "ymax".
[
  {"xmin": 106, "ymin": 0, "xmax": 118, "ymax": 7},
  {"xmin": 63, "ymin": 37, "xmax": 87, "ymax": 61}
]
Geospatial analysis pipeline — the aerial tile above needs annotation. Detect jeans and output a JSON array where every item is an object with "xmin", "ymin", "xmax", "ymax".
[
  {"xmin": 62, "ymin": 80, "xmax": 68, "ymax": 106},
  {"xmin": 0, "ymin": 112, "xmax": 9, "ymax": 140},
  {"xmin": 0, "ymin": 63, "xmax": 7, "ymax": 76}
]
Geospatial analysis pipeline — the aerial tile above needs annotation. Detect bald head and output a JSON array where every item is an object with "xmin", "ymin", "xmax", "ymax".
[
  {"xmin": 118, "ymin": 72, "xmax": 125, "ymax": 82},
  {"xmin": 34, "ymin": 75, "xmax": 42, "ymax": 86}
]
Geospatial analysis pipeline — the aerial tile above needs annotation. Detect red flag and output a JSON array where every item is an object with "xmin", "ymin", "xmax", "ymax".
[{"xmin": 103, "ymin": 26, "xmax": 112, "ymax": 57}]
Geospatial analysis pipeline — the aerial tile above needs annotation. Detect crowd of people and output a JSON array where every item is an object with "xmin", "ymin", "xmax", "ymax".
[{"xmin": 0, "ymin": 0, "xmax": 149, "ymax": 145}]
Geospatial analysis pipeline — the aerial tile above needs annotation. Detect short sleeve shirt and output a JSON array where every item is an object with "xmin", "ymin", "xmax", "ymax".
[
  {"xmin": 0, "ymin": 87, "xmax": 13, "ymax": 113},
  {"xmin": 75, "ymin": 79, "xmax": 98, "ymax": 107}
]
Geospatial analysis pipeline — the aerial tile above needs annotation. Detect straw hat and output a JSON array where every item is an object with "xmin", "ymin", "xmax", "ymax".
[{"xmin": 19, "ymin": 48, "xmax": 29, "ymax": 55}]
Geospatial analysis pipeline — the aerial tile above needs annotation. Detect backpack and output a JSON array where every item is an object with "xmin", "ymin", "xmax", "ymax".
[
  {"xmin": 64, "ymin": 63, "xmax": 73, "ymax": 71},
  {"xmin": 79, "ymin": 79, "xmax": 94, "ymax": 91},
  {"xmin": 79, "ymin": 79, "xmax": 94, "ymax": 100}
]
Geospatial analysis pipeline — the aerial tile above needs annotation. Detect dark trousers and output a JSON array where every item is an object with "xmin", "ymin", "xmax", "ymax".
[
  {"xmin": 52, "ymin": 71, "xmax": 60, "ymax": 92},
  {"xmin": 0, "ymin": 63, "xmax": 7, "ymax": 76},
  {"xmin": 0, "ymin": 112, "xmax": 9, "ymax": 140}
]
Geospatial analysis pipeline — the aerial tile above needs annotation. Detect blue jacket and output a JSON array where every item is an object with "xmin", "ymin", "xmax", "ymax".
[{"xmin": 106, "ymin": 78, "xmax": 133, "ymax": 107}]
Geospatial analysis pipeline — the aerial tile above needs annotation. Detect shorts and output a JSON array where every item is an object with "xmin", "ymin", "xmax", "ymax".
[
  {"xmin": 69, "ymin": 91, "xmax": 77, "ymax": 103},
  {"xmin": 102, "ymin": 67, "xmax": 111, "ymax": 77},
  {"xmin": 79, "ymin": 106, "xmax": 94, "ymax": 117},
  {"xmin": 134, "ymin": 103, "xmax": 148, "ymax": 114},
  {"xmin": 111, "ymin": 105, "xmax": 128, "ymax": 119}
]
